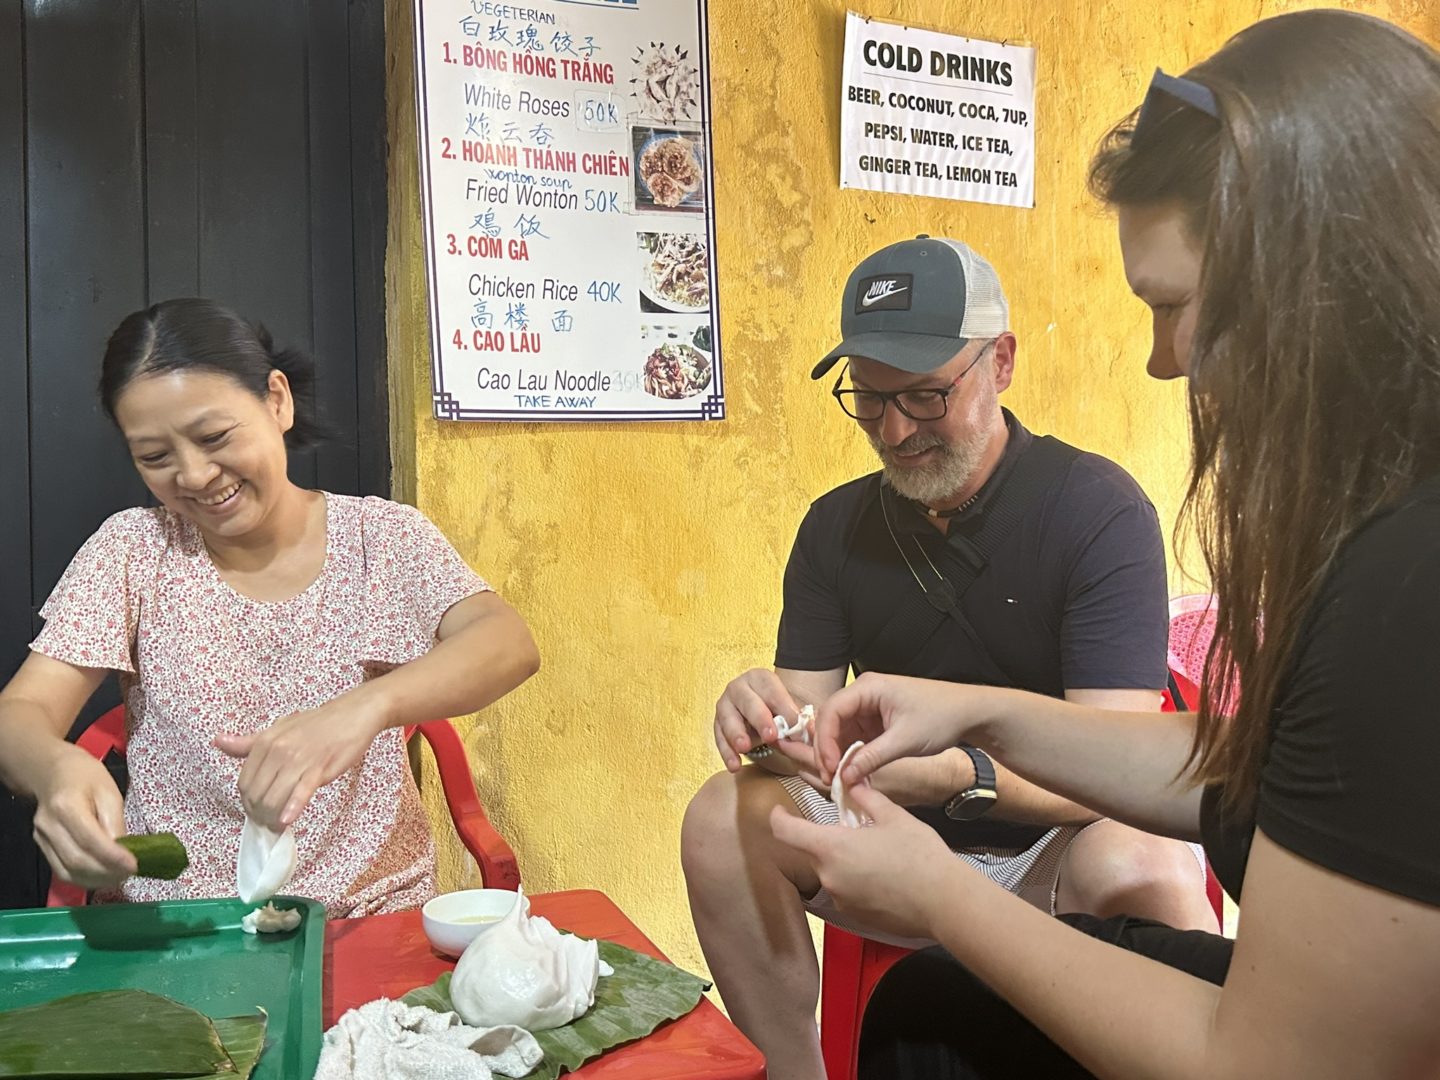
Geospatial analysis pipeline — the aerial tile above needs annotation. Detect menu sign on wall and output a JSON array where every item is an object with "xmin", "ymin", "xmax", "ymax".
[
  {"xmin": 840, "ymin": 12, "xmax": 1036, "ymax": 208},
  {"xmin": 413, "ymin": 0, "xmax": 723, "ymax": 421}
]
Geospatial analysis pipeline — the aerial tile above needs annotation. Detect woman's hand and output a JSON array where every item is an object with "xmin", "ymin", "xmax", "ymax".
[
  {"xmin": 215, "ymin": 690, "xmax": 389, "ymax": 830},
  {"xmin": 790, "ymin": 751, "xmax": 973, "ymax": 808},
  {"xmin": 33, "ymin": 744, "xmax": 137, "ymax": 889},
  {"xmin": 803, "ymin": 672, "xmax": 999, "ymax": 785},
  {"xmin": 770, "ymin": 783, "xmax": 969, "ymax": 940}
]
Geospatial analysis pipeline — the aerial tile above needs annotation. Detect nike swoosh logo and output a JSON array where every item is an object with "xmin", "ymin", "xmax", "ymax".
[{"xmin": 861, "ymin": 285, "xmax": 908, "ymax": 306}]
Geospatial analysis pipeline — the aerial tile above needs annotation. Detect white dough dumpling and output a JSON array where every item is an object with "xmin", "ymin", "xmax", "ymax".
[
  {"xmin": 774, "ymin": 703, "xmax": 815, "ymax": 745},
  {"xmin": 450, "ymin": 886, "xmax": 610, "ymax": 1032},
  {"xmin": 241, "ymin": 901, "xmax": 302, "ymax": 934}
]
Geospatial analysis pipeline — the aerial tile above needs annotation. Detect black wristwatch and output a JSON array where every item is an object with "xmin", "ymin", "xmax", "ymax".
[{"xmin": 943, "ymin": 746, "xmax": 998, "ymax": 821}]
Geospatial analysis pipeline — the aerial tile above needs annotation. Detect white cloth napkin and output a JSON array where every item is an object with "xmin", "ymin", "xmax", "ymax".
[
  {"xmin": 236, "ymin": 818, "xmax": 297, "ymax": 905},
  {"xmin": 313, "ymin": 998, "xmax": 543, "ymax": 1080}
]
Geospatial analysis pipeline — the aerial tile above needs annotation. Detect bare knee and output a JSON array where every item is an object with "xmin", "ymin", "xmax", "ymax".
[
  {"xmin": 681, "ymin": 768, "xmax": 815, "ymax": 895},
  {"xmin": 1056, "ymin": 823, "xmax": 1208, "ymax": 925},
  {"xmin": 681, "ymin": 770, "xmax": 743, "ymax": 882}
]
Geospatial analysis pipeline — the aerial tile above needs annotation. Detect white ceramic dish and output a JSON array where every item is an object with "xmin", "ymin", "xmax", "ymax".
[
  {"xmin": 421, "ymin": 888, "xmax": 521, "ymax": 957},
  {"xmin": 639, "ymin": 280, "xmax": 708, "ymax": 314}
]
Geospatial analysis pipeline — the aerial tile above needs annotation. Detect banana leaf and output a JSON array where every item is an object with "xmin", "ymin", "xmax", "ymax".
[
  {"xmin": 0, "ymin": 989, "xmax": 233, "ymax": 1078},
  {"xmin": 204, "ymin": 1016, "xmax": 267, "ymax": 1080},
  {"xmin": 403, "ymin": 939, "xmax": 709, "ymax": 1080}
]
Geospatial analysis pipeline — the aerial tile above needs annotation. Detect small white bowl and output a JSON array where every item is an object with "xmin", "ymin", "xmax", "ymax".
[{"xmin": 422, "ymin": 888, "xmax": 519, "ymax": 957}]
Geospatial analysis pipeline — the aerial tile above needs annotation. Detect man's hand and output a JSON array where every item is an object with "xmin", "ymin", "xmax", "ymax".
[{"xmin": 712, "ymin": 668, "xmax": 802, "ymax": 772}]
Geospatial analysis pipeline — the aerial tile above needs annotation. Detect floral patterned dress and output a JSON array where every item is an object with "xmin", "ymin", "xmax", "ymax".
[{"xmin": 32, "ymin": 493, "xmax": 490, "ymax": 916}]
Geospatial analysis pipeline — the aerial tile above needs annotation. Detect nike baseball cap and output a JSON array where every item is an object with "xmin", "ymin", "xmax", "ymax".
[{"xmin": 811, "ymin": 235, "xmax": 1009, "ymax": 379}]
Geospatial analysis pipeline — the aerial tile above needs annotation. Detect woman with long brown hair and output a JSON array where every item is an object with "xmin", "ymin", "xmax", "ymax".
[{"xmin": 770, "ymin": 9, "xmax": 1440, "ymax": 1077}]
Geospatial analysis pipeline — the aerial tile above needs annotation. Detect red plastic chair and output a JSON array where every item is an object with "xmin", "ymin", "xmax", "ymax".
[
  {"xmin": 46, "ymin": 705, "xmax": 520, "ymax": 907},
  {"xmin": 818, "ymin": 663, "xmax": 1227, "ymax": 1080}
]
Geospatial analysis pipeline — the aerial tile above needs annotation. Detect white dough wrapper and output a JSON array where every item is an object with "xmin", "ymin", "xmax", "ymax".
[
  {"xmin": 237, "ymin": 818, "xmax": 298, "ymax": 905},
  {"xmin": 831, "ymin": 740, "xmax": 868, "ymax": 828}
]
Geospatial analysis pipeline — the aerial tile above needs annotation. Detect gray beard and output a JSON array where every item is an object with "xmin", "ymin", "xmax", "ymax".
[
  {"xmin": 867, "ymin": 385, "xmax": 997, "ymax": 506},
  {"xmin": 869, "ymin": 430, "xmax": 989, "ymax": 505}
]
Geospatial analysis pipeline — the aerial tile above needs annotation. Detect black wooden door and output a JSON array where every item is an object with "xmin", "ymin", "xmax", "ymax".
[{"xmin": 0, "ymin": 0, "xmax": 388, "ymax": 908}]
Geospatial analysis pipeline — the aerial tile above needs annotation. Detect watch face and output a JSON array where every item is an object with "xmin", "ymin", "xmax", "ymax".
[{"xmin": 946, "ymin": 789, "xmax": 999, "ymax": 821}]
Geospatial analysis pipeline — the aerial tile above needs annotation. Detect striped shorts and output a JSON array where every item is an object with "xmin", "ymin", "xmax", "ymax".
[{"xmin": 778, "ymin": 774, "xmax": 1205, "ymax": 951}]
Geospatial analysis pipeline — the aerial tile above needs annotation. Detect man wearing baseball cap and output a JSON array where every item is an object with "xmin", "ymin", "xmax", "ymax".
[{"xmin": 682, "ymin": 236, "xmax": 1214, "ymax": 1078}]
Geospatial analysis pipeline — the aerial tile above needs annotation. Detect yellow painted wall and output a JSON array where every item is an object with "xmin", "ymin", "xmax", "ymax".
[{"xmin": 385, "ymin": 0, "xmax": 1433, "ymax": 981}]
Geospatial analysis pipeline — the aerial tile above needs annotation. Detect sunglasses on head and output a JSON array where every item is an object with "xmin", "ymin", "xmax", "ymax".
[{"xmin": 1135, "ymin": 68, "xmax": 1219, "ymax": 139}]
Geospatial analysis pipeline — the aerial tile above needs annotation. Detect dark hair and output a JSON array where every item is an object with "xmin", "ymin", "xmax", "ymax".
[
  {"xmin": 99, "ymin": 298, "xmax": 328, "ymax": 448},
  {"xmin": 1090, "ymin": 10, "xmax": 1440, "ymax": 814}
]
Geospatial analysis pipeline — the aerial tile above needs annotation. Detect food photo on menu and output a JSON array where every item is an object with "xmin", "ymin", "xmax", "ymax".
[
  {"xmin": 637, "ymin": 231, "xmax": 710, "ymax": 315},
  {"xmin": 633, "ymin": 127, "xmax": 707, "ymax": 212},
  {"xmin": 630, "ymin": 40, "xmax": 702, "ymax": 124},
  {"xmin": 640, "ymin": 324, "xmax": 713, "ymax": 400}
]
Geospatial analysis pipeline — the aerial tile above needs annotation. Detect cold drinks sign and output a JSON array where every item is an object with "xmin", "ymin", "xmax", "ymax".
[
  {"xmin": 413, "ymin": 0, "xmax": 723, "ymax": 422},
  {"xmin": 840, "ymin": 13, "xmax": 1036, "ymax": 208}
]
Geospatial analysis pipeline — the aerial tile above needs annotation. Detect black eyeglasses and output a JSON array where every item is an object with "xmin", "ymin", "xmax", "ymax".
[{"xmin": 832, "ymin": 340, "xmax": 996, "ymax": 422}]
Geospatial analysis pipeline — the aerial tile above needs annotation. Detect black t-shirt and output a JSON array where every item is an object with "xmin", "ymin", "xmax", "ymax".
[
  {"xmin": 1203, "ymin": 475, "xmax": 1440, "ymax": 907},
  {"xmin": 776, "ymin": 410, "xmax": 1169, "ymax": 848}
]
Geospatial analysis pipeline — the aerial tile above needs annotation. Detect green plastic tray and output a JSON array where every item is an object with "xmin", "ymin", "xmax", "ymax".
[{"xmin": 0, "ymin": 896, "xmax": 324, "ymax": 1080}]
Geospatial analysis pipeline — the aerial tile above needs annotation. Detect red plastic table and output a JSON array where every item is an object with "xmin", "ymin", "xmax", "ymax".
[{"xmin": 324, "ymin": 888, "xmax": 764, "ymax": 1079}]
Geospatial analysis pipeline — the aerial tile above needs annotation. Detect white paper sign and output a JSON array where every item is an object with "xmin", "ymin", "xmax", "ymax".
[
  {"xmin": 840, "ymin": 12, "xmax": 1036, "ymax": 208},
  {"xmin": 413, "ymin": 0, "xmax": 723, "ymax": 421}
]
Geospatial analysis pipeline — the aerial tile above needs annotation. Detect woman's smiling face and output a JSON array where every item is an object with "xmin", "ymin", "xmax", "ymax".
[{"xmin": 112, "ymin": 368, "xmax": 295, "ymax": 540}]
